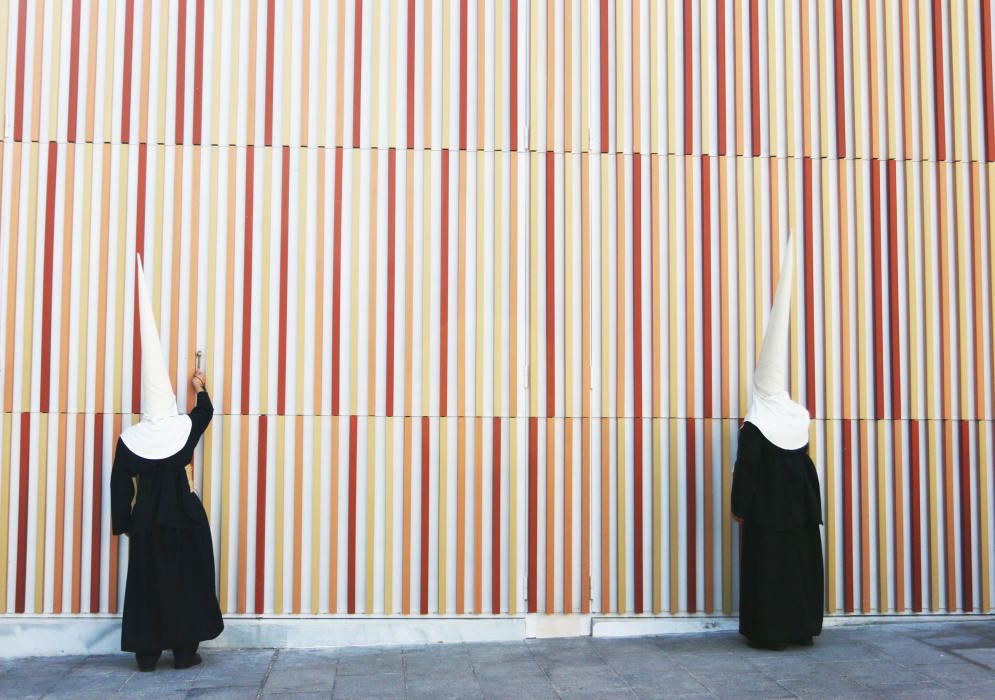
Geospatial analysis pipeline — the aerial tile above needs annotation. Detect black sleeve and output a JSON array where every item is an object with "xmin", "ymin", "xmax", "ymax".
[
  {"xmin": 188, "ymin": 390, "xmax": 214, "ymax": 444},
  {"xmin": 731, "ymin": 429, "xmax": 756, "ymax": 521},
  {"xmin": 110, "ymin": 439, "xmax": 134, "ymax": 536}
]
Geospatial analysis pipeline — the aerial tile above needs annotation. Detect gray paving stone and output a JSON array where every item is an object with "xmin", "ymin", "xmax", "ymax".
[
  {"xmin": 623, "ymin": 669, "xmax": 711, "ymax": 698},
  {"xmin": 921, "ymin": 659, "xmax": 995, "ymax": 688},
  {"xmin": 262, "ymin": 692, "xmax": 332, "ymax": 700},
  {"xmin": 404, "ymin": 649, "xmax": 475, "ymax": 679},
  {"xmin": 191, "ymin": 649, "xmax": 276, "ymax": 688},
  {"xmin": 478, "ymin": 676, "xmax": 560, "ymax": 700},
  {"xmin": 187, "ymin": 686, "xmax": 263, "ymax": 699},
  {"xmin": 331, "ymin": 672, "xmax": 405, "ymax": 699},
  {"xmin": 953, "ymin": 647, "xmax": 995, "ymax": 669},
  {"xmin": 264, "ymin": 666, "xmax": 337, "ymax": 692},
  {"xmin": 334, "ymin": 650, "xmax": 403, "ymax": 677},
  {"xmin": 470, "ymin": 657, "xmax": 546, "ymax": 681},
  {"xmin": 405, "ymin": 676, "xmax": 484, "ymax": 699}
]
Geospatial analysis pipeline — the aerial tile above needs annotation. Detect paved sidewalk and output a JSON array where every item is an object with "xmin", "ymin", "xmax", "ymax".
[{"xmin": 2, "ymin": 620, "xmax": 995, "ymax": 698}]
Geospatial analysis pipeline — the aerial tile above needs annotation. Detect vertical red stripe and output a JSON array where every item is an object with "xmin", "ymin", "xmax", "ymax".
[
  {"xmin": 405, "ymin": 0, "xmax": 416, "ymax": 148},
  {"xmin": 701, "ymin": 157, "xmax": 713, "ymax": 417},
  {"xmin": 909, "ymin": 421, "xmax": 923, "ymax": 612},
  {"xmin": 684, "ymin": 0, "xmax": 693, "ymax": 154},
  {"xmin": 420, "ymin": 416, "xmax": 430, "ymax": 614},
  {"xmin": 509, "ymin": 0, "xmax": 519, "ymax": 150},
  {"xmin": 131, "ymin": 144, "xmax": 149, "ymax": 412},
  {"xmin": 331, "ymin": 148, "xmax": 345, "ymax": 415},
  {"xmin": 89, "ymin": 414, "xmax": 103, "ymax": 613},
  {"xmin": 439, "ymin": 151, "xmax": 450, "ymax": 414},
  {"xmin": 385, "ymin": 148, "xmax": 397, "ymax": 416},
  {"xmin": 599, "ymin": 0, "xmax": 610, "ymax": 151},
  {"xmin": 347, "ymin": 416, "xmax": 358, "ymax": 614},
  {"xmin": 66, "ymin": 0, "xmax": 83, "ymax": 142},
  {"xmin": 12, "ymin": 0, "xmax": 28, "ymax": 141},
  {"xmin": 353, "ymin": 0, "xmax": 365, "ymax": 148},
  {"xmin": 833, "ymin": 0, "xmax": 846, "ymax": 157},
  {"xmin": 14, "ymin": 414, "xmax": 30, "ymax": 613},
  {"xmin": 120, "ymin": 0, "xmax": 137, "ymax": 140},
  {"xmin": 264, "ymin": 0, "xmax": 276, "ymax": 145},
  {"xmin": 241, "ymin": 148, "xmax": 256, "ymax": 415},
  {"xmin": 982, "ymin": 0, "xmax": 995, "ymax": 161},
  {"xmin": 686, "ymin": 420, "xmax": 697, "ymax": 613},
  {"xmin": 527, "ymin": 417, "xmax": 538, "ymax": 613},
  {"xmin": 276, "ymin": 147, "xmax": 290, "ymax": 415},
  {"xmin": 716, "ymin": 0, "xmax": 726, "ymax": 156},
  {"xmin": 192, "ymin": 0, "xmax": 206, "ymax": 145},
  {"xmin": 842, "ymin": 419, "xmax": 854, "ymax": 613},
  {"xmin": 749, "ymin": 0, "xmax": 760, "ymax": 156},
  {"xmin": 491, "ymin": 417, "xmax": 502, "ymax": 613},
  {"xmin": 886, "ymin": 160, "xmax": 900, "ymax": 416},
  {"xmin": 870, "ymin": 160, "xmax": 884, "ymax": 419},
  {"xmin": 459, "ymin": 0, "xmax": 468, "ymax": 150},
  {"xmin": 545, "ymin": 152, "xmax": 555, "ymax": 417},
  {"xmin": 175, "ymin": 0, "xmax": 187, "ymax": 144},
  {"xmin": 803, "ymin": 158, "xmax": 816, "ymax": 416},
  {"xmin": 632, "ymin": 156, "xmax": 644, "ymax": 614},
  {"xmin": 38, "ymin": 143, "xmax": 59, "ymax": 413},
  {"xmin": 255, "ymin": 416, "xmax": 268, "ymax": 614},
  {"xmin": 958, "ymin": 421, "xmax": 973, "ymax": 612},
  {"xmin": 931, "ymin": 0, "xmax": 947, "ymax": 160}
]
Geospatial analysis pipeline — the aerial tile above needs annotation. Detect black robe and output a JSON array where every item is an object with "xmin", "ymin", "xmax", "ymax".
[
  {"xmin": 731, "ymin": 421, "xmax": 823, "ymax": 645},
  {"xmin": 111, "ymin": 391, "xmax": 224, "ymax": 653}
]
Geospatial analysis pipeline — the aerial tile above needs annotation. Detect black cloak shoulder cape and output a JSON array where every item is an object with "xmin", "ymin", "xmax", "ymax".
[
  {"xmin": 111, "ymin": 391, "xmax": 224, "ymax": 653},
  {"xmin": 731, "ymin": 421, "xmax": 824, "ymax": 645}
]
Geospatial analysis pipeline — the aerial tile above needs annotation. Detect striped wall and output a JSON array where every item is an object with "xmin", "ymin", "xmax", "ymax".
[{"xmin": 0, "ymin": 1, "xmax": 993, "ymax": 622}]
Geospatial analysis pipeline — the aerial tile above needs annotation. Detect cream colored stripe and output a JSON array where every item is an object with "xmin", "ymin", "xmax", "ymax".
[
  {"xmin": 297, "ymin": 152, "xmax": 308, "ymax": 413},
  {"xmin": 0, "ymin": 414, "xmax": 11, "ymax": 612},
  {"xmin": 508, "ymin": 419, "xmax": 517, "ymax": 614},
  {"xmin": 34, "ymin": 415, "xmax": 48, "ymax": 612},
  {"xmin": 20, "ymin": 146, "xmax": 40, "ymax": 411},
  {"xmin": 313, "ymin": 421, "xmax": 323, "ymax": 613},
  {"xmin": 564, "ymin": 157, "xmax": 573, "ymax": 414},
  {"xmin": 76, "ymin": 146, "xmax": 94, "ymax": 412},
  {"xmin": 317, "ymin": 0, "xmax": 328, "ymax": 146},
  {"xmin": 274, "ymin": 416, "xmax": 286, "ymax": 614},
  {"xmin": 365, "ymin": 421, "xmax": 375, "ymax": 613},
  {"xmin": 494, "ymin": 156, "xmax": 503, "ymax": 415},
  {"xmin": 476, "ymin": 156, "xmax": 485, "ymax": 417},
  {"xmin": 218, "ymin": 417, "xmax": 232, "ymax": 611},
  {"xmin": 439, "ymin": 418, "xmax": 448, "ymax": 612},
  {"xmin": 258, "ymin": 149, "xmax": 273, "ymax": 413},
  {"xmin": 384, "ymin": 420, "xmax": 393, "ymax": 613}
]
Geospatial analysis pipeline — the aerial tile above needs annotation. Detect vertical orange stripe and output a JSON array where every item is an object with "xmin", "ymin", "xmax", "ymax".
[
  {"xmin": 237, "ymin": 415, "xmax": 249, "ymax": 613},
  {"xmin": 402, "ymin": 416, "xmax": 412, "ymax": 614},
  {"xmin": 456, "ymin": 417, "xmax": 466, "ymax": 613},
  {"xmin": 71, "ymin": 414, "xmax": 85, "ymax": 613},
  {"xmin": 600, "ymin": 419, "xmax": 610, "ymax": 611},
  {"xmin": 474, "ymin": 416, "xmax": 484, "ymax": 613},
  {"xmin": 545, "ymin": 418, "xmax": 555, "ymax": 611},
  {"xmin": 563, "ymin": 418, "xmax": 573, "ymax": 613}
]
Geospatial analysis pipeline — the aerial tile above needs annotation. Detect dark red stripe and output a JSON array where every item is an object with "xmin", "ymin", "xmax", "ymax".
[
  {"xmin": 353, "ymin": 0, "xmax": 365, "ymax": 148},
  {"xmin": 749, "ymin": 0, "xmax": 760, "ymax": 156},
  {"xmin": 276, "ymin": 147, "xmax": 290, "ymax": 415},
  {"xmin": 870, "ymin": 159, "xmax": 884, "ymax": 419},
  {"xmin": 192, "ymin": 0, "xmax": 205, "ymax": 145},
  {"xmin": 120, "ymin": 0, "xmax": 136, "ymax": 141},
  {"xmin": 439, "ymin": 150, "xmax": 450, "ymax": 414},
  {"xmin": 842, "ymin": 419, "xmax": 854, "ymax": 613},
  {"xmin": 716, "ymin": 0, "xmax": 726, "ymax": 156},
  {"xmin": 527, "ymin": 417, "xmax": 538, "ymax": 613},
  {"xmin": 701, "ymin": 156, "xmax": 713, "ymax": 417},
  {"xmin": 632, "ymin": 156, "xmax": 644, "ymax": 614},
  {"xmin": 684, "ymin": 0, "xmax": 693, "ymax": 154},
  {"xmin": 599, "ymin": 0, "xmax": 609, "ymax": 151},
  {"xmin": 347, "ymin": 416, "xmax": 357, "ymax": 614},
  {"xmin": 686, "ymin": 420, "xmax": 696, "ymax": 613},
  {"xmin": 89, "ymin": 414, "xmax": 103, "ymax": 613},
  {"xmin": 803, "ymin": 158, "xmax": 815, "ymax": 416},
  {"xmin": 958, "ymin": 421, "xmax": 973, "ymax": 612},
  {"xmin": 983, "ymin": 0, "xmax": 995, "ymax": 161},
  {"xmin": 12, "ymin": 0, "xmax": 27, "ymax": 141},
  {"xmin": 545, "ymin": 152, "xmax": 555, "ymax": 417},
  {"xmin": 491, "ymin": 417, "xmax": 501, "ymax": 614},
  {"xmin": 38, "ymin": 143, "xmax": 58, "ymax": 413},
  {"xmin": 14, "ymin": 414, "xmax": 30, "ymax": 613},
  {"xmin": 331, "ymin": 147, "xmax": 344, "ymax": 415},
  {"xmin": 931, "ymin": 0, "xmax": 947, "ymax": 160},
  {"xmin": 175, "ymin": 0, "xmax": 187, "ymax": 144},
  {"xmin": 385, "ymin": 148, "xmax": 397, "ymax": 416},
  {"xmin": 66, "ymin": 0, "xmax": 82, "ymax": 142},
  {"xmin": 509, "ymin": 0, "xmax": 518, "ymax": 151},
  {"xmin": 241, "ymin": 147, "xmax": 255, "ymax": 415},
  {"xmin": 131, "ymin": 144, "xmax": 149, "ymax": 413},
  {"xmin": 264, "ymin": 0, "xmax": 275, "ymax": 145},
  {"xmin": 459, "ymin": 0, "xmax": 468, "ymax": 150},
  {"xmin": 833, "ymin": 0, "xmax": 846, "ymax": 157},
  {"xmin": 255, "ymin": 416, "xmax": 268, "ymax": 614},
  {"xmin": 887, "ymin": 160, "xmax": 900, "ymax": 416},
  {"xmin": 405, "ymin": 0, "xmax": 416, "ymax": 148},
  {"xmin": 909, "ymin": 421, "xmax": 923, "ymax": 612},
  {"xmin": 420, "ymin": 416, "xmax": 430, "ymax": 614}
]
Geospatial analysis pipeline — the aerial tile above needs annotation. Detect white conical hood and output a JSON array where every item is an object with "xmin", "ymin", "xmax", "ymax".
[
  {"xmin": 120, "ymin": 255, "xmax": 191, "ymax": 459},
  {"xmin": 744, "ymin": 231, "xmax": 811, "ymax": 450}
]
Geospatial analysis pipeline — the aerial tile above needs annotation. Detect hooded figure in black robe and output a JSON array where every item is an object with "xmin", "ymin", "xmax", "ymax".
[
  {"xmin": 731, "ymin": 231, "xmax": 823, "ymax": 650},
  {"xmin": 111, "ymin": 255, "xmax": 223, "ymax": 671}
]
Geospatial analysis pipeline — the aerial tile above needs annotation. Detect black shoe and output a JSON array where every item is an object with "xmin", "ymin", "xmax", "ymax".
[
  {"xmin": 747, "ymin": 639, "xmax": 787, "ymax": 651},
  {"xmin": 138, "ymin": 664, "xmax": 156, "ymax": 672},
  {"xmin": 174, "ymin": 653, "xmax": 202, "ymax": 670}
]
